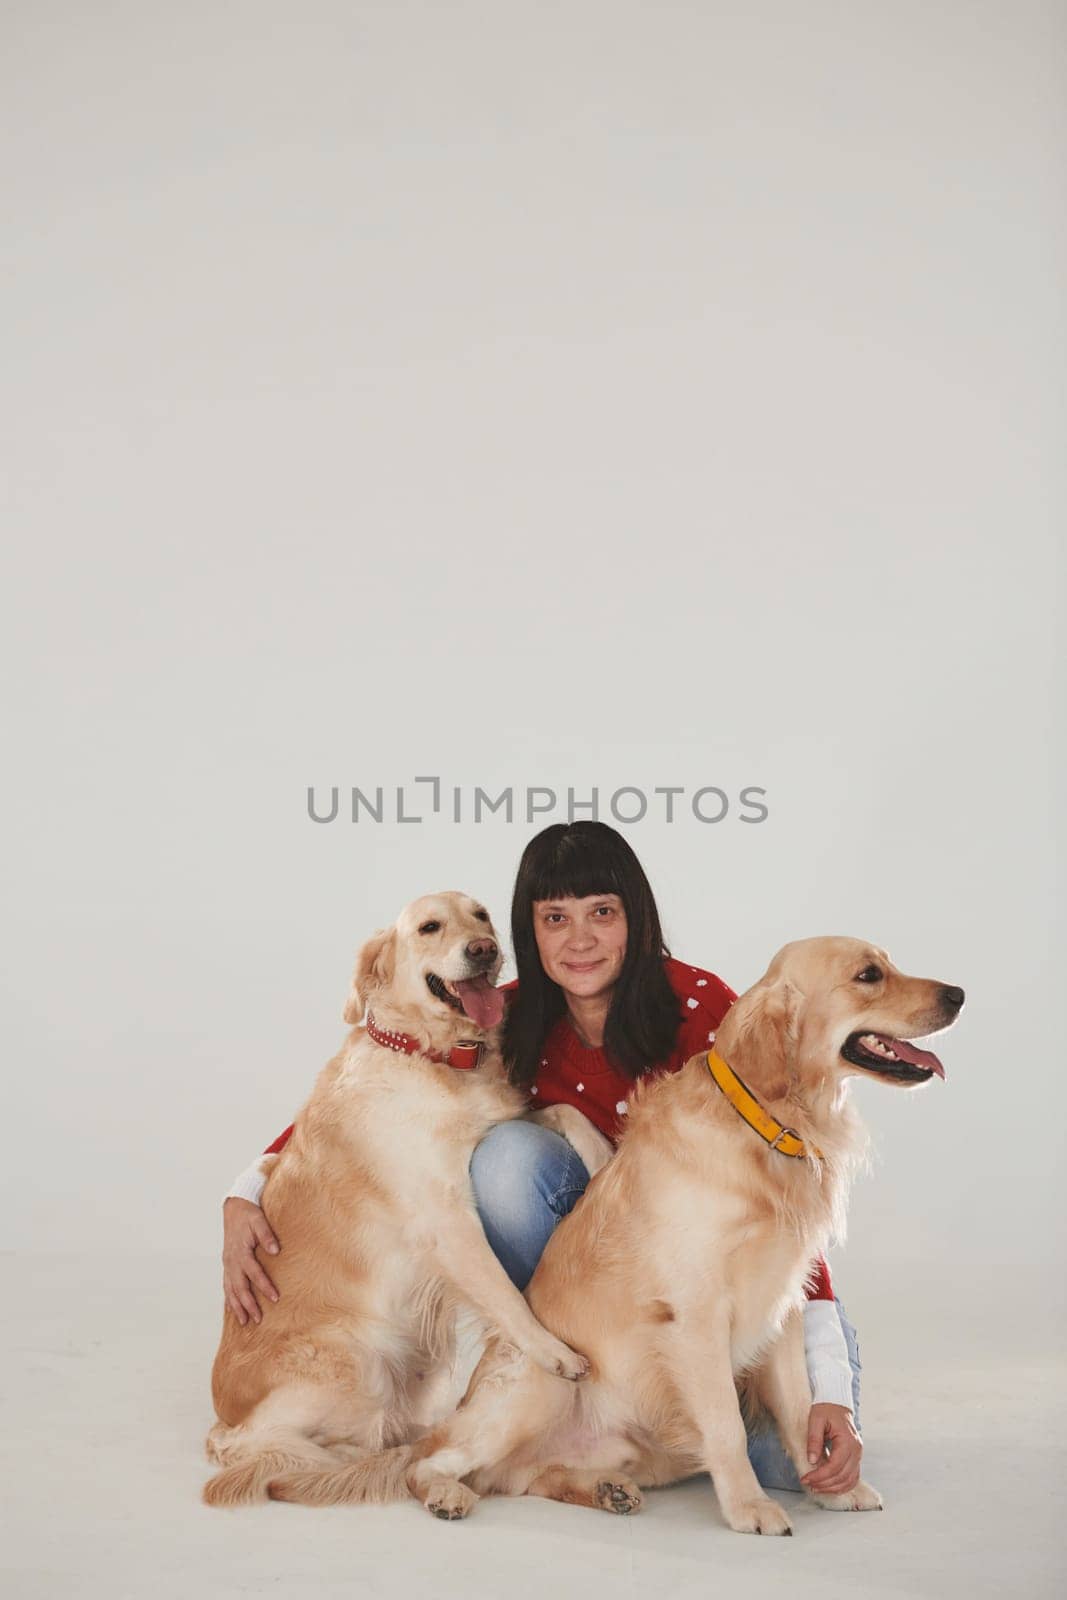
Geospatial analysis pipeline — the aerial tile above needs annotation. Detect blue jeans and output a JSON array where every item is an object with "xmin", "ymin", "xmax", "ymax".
[{"xmin": 470, "ymin": 1120, "xmax": 862, "ymax": 1493}]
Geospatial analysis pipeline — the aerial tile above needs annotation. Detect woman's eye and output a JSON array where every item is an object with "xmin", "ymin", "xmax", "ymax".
[
  {"xmin": 855, "ymin": 965, "xmax": 883, "ymax": 983},
  {"xmin": 545, "ymin": 913, "xmax": 564, "ymax": 925},
  {"xmin": 593, "ymin": 905, "xmax": 614, "ymax": 917},
  {"xmin": 418, "ymin": 920, "xmax": 441, "ymax": 935}
]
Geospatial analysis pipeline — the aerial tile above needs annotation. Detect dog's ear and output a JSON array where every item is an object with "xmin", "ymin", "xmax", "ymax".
[
  {"xmin": 718, "ymin": 979, "xmax": 803, "ymax": 1100},
  {"xmin": 343, "ymin": 926, "xmax": 397, "ymax": 1024}
]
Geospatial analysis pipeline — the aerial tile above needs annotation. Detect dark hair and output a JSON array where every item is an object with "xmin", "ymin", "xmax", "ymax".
[{"xmin": 503, "ymin": 821, "xmax": 683, "ymax": 1089}]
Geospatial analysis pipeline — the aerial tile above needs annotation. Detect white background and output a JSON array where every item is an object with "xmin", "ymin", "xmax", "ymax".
[
  {"xmin": 4, "ymin": 7, "xmax": 1065, "ymax": 1597},
  {"xmin": 3, "ymin": 0, "xmax": 1063, "ymax": 1324}
]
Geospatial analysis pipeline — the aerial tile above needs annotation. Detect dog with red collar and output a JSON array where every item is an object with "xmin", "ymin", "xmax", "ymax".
[{"xmin": 203, "ymin": 891, "xmax": 588, "ymax": 1509}]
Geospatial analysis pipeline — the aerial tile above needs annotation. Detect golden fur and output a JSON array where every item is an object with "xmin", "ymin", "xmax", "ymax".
[
  {"xmin": 376, "ymin": 936, "xmax": 962, "ymax": 1535},
  {"xmin": 203, "ymin": 891, "xmax": 590, "ymax": 1508}
]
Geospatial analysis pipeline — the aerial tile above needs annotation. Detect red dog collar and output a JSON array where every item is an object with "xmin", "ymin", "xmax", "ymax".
[{"xmin": 365, "ymin": 1011, "xmax": 484, "ymax": 1070}]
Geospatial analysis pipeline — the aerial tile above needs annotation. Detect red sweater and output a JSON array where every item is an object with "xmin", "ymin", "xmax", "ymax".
[
  {"xmin": 262, "ymin": 956, "xmax": 834, "ymax": 1303},
  {"xmin": 520, "ymin": 956, "xmax": 737, "ymax": 1142}
]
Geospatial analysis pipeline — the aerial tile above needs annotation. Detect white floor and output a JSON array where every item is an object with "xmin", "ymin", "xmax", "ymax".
[{"xmin": 4, "ymin": 1254, "xmax": 1064, "ymax": 1600}]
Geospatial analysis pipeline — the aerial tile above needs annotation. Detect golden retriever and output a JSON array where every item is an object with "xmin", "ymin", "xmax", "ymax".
[
  {"xmin": 203, "ymin": 891, "xmax": 594, "ymax": 1508},
  {"xmin": 267, "ymin": 936, "xmax": 962, "ymax": 1533}
]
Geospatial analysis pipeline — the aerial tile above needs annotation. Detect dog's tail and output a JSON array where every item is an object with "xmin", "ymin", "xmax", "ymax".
[
  {"xmin": 203, "ymin": 1430, "xmax": 343, "ymax": 1508},
  {"xmin": 266, "ymin": 1444, "xmax": 413, "ymax": 1507}
]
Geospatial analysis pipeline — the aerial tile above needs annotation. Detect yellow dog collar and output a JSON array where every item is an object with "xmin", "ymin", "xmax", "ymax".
[{"xmin": 705, "ymin": 1050, "xmax": 822, "ymax": 1160}]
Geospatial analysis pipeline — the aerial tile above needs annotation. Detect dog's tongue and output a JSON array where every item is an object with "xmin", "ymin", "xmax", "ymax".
[
  {"xmin": 452, "ymin": 975, "xmax": 505, "ymax": 1029},
  {"xmin": 890, "ymin": 1038, "xmax": 946, "ymax": 1079}
]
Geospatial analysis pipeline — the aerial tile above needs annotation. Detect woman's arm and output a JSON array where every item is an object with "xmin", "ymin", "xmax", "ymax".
[
  {"xmin": 225, "ymin": 1154, "xmax": 273, "ymax": 1207},
  {"xmin": 802, "ymin": 1298, "xmax": 854, "ymax": 1409},
  {"xmin": 223, "ymin": 1122, "xmax": 294, "ymax": 1205},
  {"xmin": 801, "ymin": 1258, "xmax": 862, "ymax": 1493},
  {"xmin": 221, "ymin": 1128, "xmax": 293, "ymax": 1324},
  {"xmin": 802, "ymin": 1257, "xmax": 854, "ymax": 1409}
]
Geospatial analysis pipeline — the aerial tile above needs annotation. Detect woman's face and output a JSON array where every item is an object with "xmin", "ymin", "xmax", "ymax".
[{"xmin": 531, "ymin": 892, "xmax": 629, "ymax": 1002}]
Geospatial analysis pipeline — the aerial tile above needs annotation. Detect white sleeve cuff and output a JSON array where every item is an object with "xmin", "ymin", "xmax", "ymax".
[
  {"xmin": 224, "ymin": 1154, "xmax": 273, "ymax": 1206},
  {"xmin": 803, "ymin": 1298, "xmax": 855, "ymax": 1411}
]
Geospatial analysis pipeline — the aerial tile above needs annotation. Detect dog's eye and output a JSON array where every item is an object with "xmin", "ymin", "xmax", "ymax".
[
  {"xmin": 855, "ymin": 965, "xmax": 883, "ymax": 983},
  {"xmin": 418, "ymin": 920, "xmax": 441, "ymax": 935},
  {"xmin": 474, "ymin": 909, "xmax": 489, "ymax": 923}
]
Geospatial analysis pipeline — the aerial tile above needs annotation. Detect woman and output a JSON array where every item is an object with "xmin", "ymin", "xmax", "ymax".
[{"xmin": 222, "ymin": 822, "xmax": 863, "ymax": 1497}]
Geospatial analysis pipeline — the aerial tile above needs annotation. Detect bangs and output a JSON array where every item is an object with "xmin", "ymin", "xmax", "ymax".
[{"xmin": 525, "ymin": 835, "xmax": 625, "ymax": 906}]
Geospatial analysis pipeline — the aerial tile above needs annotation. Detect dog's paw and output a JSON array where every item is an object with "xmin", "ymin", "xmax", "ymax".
[
  {"xmin": 532, "ymin": 1337, "xmax": 590, "ymax": 1382},
  {"xmin": 423, "ymin": 1478, "xmax": 478, "ymax": 1521},
  {"xmin": 812, "ymin": 1478, "xmax": 883, "ymax": 1513},
  {"xmin": 554, "ymin": 1347, "xmax": 590, "ymax": 1382},
  {"xmin": 595, "ymin": 1478, "xmax": 643, "ymax": 1515},
  {"xmin": 725, "ymin": 1496, "xmax": 794, "ymax": 1536}
]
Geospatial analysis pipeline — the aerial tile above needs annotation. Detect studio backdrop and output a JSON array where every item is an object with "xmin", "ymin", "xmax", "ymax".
[{"xmin": 3, "ymin": 0, "xmax": 1062, "ymax": 1332}]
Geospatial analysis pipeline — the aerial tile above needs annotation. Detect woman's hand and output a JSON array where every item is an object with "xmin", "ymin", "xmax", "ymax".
[
  {"xmin": 222, "ymin": 1197, "xmax": 281, "ymax": 1325},
  {"xmin": 799, "ymin": 1402, "xmax": 862, "ymax": 1495}
]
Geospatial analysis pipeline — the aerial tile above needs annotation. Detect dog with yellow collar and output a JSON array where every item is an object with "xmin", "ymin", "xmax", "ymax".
[{"xmin": 382, "ymin": 934, "xmax": 963, "ymax": 1534}]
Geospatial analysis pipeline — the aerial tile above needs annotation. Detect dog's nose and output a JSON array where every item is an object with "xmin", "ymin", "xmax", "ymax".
[
  {"xmin": 941, "ymin": 985, "xmax": 965, "ymax": 1012},
  {"xmin": 466, "ymin": 938, "xmax": 498, "ymax": 962}
]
